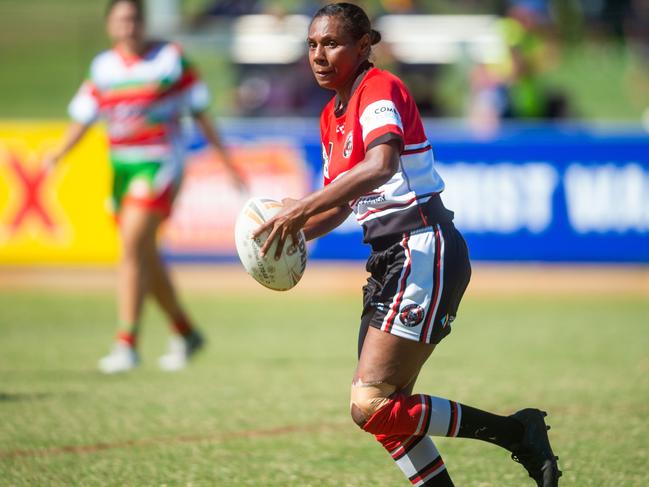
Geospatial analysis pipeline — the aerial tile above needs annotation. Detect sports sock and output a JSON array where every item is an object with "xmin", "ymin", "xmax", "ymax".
[
  {"xmin": 362, "ymin": 394, "xmax": 460, "ymax": 438},
  {"xmin": 171, "ymin": 314, "xmax": 193, "ymax": 337},
  {"xmin": 456, "ymin": 404, "xmax": 524, "ymax": 451},
  {"xmin": 376, "ymin": 434, "xmax": 454, "ymax": 486},
  {"xmin": 363, "ymin": 393, "xmax": 523, "ymax": 450},
  {"xmin": 422, "ymin": 468, "xmax": 453, "ymax": 486},
  {"xmin": 117, "ymin": 329, "xmax": 137, "ymax": 347}
]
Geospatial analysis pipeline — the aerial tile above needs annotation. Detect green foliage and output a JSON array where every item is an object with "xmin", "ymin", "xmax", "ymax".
[
  {"xmin": 2, "ymin": 1, "xmax": 649, "ymax": 120},
  {"xmin": 0, "ymin": 286, "xmax": 647, "ymax": 485},
  {"xmin": 541, "ymin": 42, "xmax": 649, "ymax": 120}
]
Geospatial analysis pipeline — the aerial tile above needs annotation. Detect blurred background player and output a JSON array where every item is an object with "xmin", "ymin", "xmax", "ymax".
[
  {"xmin": 44, "ymin": 0, "xmax": 246, "ymax": 373},
  {"xmin": 254, "ymin": 3, "xmax": 560, "ymax": 486}
]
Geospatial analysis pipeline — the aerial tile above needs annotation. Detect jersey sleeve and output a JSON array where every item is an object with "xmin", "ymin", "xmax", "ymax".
[
  {"xmin": 358, "ymin": 76, "xmax": 407, "ymax": 152},
  {"xmin": 68, "ymin": 77, "xmax": 100, "ymax": 125},
  {"xmin": 175, "ymin": 45, "xmax": 211, "ymax": 114},
  {"xmin": 185, "ymin": 79, "xmax": 211, "ymax": 114}
]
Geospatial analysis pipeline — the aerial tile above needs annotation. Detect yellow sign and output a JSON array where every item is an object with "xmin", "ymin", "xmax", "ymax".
[
  {"xmin": 0, "ymin": 122, "xmax": 311, "ymax": 264},
  {"xmin": 0, "ymin": 121, "xmax": 119, "ymax": 264}
]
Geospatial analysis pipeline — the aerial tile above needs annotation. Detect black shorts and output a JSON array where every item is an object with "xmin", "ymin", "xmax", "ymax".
[{"xmin": 358, "ymin": 223, "xmax": 471, "ymax": 354}]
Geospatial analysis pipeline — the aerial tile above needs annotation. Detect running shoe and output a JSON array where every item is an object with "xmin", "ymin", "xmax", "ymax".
[
  {"xmin": 510, "ymin": 408, "xmax": 562, "ymax": 487},
  {"xmin": 98, "ymin": 342, "xmax": 139, "ymax": 374},
  {"xmin": 158, "ymin": 330, "xmax": 204, "ymax": 371}
]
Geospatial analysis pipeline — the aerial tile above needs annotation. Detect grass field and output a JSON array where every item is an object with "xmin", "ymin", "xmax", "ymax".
[{"xmin": 0, "ymin": 268, "xmax": 647, "ymax": 486}]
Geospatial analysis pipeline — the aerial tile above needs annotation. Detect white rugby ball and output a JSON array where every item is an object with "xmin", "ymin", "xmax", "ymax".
[{"xmin": 234, "ymin": 197, "xmax": 307, "ymax": 291}]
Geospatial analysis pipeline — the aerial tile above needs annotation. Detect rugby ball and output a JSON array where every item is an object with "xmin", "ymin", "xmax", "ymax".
[{"xmin": 234, "ymin": 197, "xmax": 307, "ymax": 291}]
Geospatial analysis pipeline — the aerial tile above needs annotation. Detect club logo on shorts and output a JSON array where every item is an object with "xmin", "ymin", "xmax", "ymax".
[
  {"xmin": 343, "ymin": 131, "xmax": 353, "ymax": 158},
  {"xmin": 441, "ymin": 314, "xmax": 455, "ymax": 328},
  {"xmin": 399, "ymin": 304, "xmax": 424, "ymax": 327}
]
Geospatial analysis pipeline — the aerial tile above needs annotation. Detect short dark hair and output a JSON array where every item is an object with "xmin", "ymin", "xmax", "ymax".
[
  {"xmin": 105, "ymin": 0, "xmax": 144, "ymax": 20},
  {"xmin": 312, "ymin": 3, "xmax": 381, "ymax": 45}
]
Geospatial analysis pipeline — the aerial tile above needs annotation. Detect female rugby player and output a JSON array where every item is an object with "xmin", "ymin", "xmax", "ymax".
[
  {"xmin": 46, "ymin": 0, "xmax": 246, "ymax": 373},
  {"xmin": 254, "ymin": 3, "xmax": 560, "ymax": 486}
]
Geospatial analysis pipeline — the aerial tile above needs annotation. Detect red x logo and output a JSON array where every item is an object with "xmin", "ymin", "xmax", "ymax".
[{"xmin": 5, "ymin": 151, "xmax": 56, "ymax": 234}]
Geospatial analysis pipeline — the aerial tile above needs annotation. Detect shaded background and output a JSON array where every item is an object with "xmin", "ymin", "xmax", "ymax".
[{"xmin": 2, "ymin": 0, "xmax": 648, "ymax": 264}]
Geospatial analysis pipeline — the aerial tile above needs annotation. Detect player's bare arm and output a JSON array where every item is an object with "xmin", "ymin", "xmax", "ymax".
[
  {"xmin": 43, "ymin": 122, "xmax": 91, "ymax": 171},
  {"xmin": 303, "ymin": 204, "xmax": 352, "ymax": 241},
  {"xmin": 254, "ymin": 140, "xmax": 400, "ymax": 258},
  {"xmin": 192, "ymin": 111, "xmax": 247, "ymax": 192}
]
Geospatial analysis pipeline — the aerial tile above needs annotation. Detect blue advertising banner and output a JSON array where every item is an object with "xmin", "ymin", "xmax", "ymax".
[{"xmin": 184, "ymin": 120, "xmax": 649, "ymax": 263}]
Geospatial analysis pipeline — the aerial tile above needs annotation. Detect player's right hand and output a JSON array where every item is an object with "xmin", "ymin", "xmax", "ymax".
[{"xmin": 253, "ymin": 197, "xmax": 308, "ymax": 260}]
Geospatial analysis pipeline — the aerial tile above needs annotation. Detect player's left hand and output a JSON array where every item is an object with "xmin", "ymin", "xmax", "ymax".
[{"xmin": 252, "ymin": 197, "xmax": 308, "ymax": 260}]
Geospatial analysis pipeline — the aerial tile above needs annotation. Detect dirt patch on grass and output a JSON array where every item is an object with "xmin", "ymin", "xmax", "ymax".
[
  {"xmin": 0, "ymin": 263, "xmax": 647, "ymax": 297},
  {"xmin": 0, "ymin": 422, "xmax": 348, "ymax": 459}
]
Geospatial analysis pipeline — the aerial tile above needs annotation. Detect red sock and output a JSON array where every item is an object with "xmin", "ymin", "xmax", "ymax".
[
  {"xmin": 117, "ymin": 330, "xmax": 137, "ymax": 347},
  {"xmin": 171, "ymin": 315, "xmax": 193, "ymax": 336},
  {"xmin": 363, "ymin": 394, "xmax": 431, "ymax": 449},
  {"xmin": 364, "ymin": 395, "xmax": 456, "ymax": 486},
  {"xmin": 362, "ymin": 394, "xmax": 460, "ymax": 443}
]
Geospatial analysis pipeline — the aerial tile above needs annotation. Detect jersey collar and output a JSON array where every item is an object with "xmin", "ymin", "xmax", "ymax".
[
  {"xmin": 334, "ymin": 60, "xmax": 374, "ymax": 118},
  {"xmin": 114, "ymin": 41, "xmax": 158, "ymax": 67}
]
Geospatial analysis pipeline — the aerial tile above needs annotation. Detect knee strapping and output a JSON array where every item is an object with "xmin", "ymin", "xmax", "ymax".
[{"xmin": 350, "ymin": 379, "xmax": 397, "ymax": 427}]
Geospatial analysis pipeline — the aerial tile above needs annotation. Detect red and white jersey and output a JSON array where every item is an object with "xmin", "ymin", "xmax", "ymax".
[
  {"xmin": 320, "ymin": 66, "xmax": 449, "ymax": 241},
  {"xmin": 68, "ymin": 41, "xmax": 210, "ymax": 166}
]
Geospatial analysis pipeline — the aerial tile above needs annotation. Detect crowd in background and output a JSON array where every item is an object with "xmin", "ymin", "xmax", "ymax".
[{"xmin": 181, "ymin": 0, "xmax": 649, "ymax": 129}]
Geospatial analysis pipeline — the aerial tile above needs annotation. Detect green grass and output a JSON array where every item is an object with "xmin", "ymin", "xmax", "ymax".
[
  {"xmin": 0, "ymin": 1, "xmax": 106, "ymax": 118},
  {"xmin": 0, "ymin": 0, "xmax": 234, "ymax": 118},
  {"xmin": 0, "ymin": 285, "xmax": 647, "ymax": 486}
]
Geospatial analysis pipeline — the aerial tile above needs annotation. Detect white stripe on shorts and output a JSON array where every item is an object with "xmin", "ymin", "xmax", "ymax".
[
  {"xmin": 381, "ymin": 233, "xmax": 412, "ymax": 334},
  {"xmin": 424, "ymin": 224, "xmax": 445, "ymax": 343},
  {"xmin": 379, "ymin": 226, "xmax": 446, "ymax": 343}
]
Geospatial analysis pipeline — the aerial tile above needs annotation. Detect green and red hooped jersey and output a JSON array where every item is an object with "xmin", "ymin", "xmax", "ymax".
[
  {"xmin": 319, "ymin": 67, "xmax": 447, "ymax": 242},
  {"xmin": 68, "ymin": 41, "xmax": 210, "ymax": 169}
]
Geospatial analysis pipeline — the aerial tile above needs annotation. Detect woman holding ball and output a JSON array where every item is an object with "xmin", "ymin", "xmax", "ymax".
[
  {"xmin": 46, "ymin": 0, "xmax": 245, "ymax": 373},
  {"xmin": 254, "ymin": 3, "xmax": 560, "ymax": 486}
]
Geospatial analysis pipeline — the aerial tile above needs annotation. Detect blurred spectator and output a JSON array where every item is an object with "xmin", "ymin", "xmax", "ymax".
[{"xmin": 469, "ymin": 0, "xmax": 570, "ymax": 133}]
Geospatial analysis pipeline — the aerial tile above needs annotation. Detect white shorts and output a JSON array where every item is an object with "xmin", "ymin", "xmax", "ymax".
[{"xmin": 360, "ymin": 223, "xmax": 471, "ymax": 347}]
